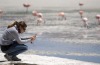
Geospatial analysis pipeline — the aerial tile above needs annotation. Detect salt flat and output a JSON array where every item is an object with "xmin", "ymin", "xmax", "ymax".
[{"xmin": 0, "ymin": 53, "xmax": 99, "ymax": 65}]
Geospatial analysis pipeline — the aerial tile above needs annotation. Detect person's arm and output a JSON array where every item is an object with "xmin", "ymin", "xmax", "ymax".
[{"xmin": 10, "ymin": 30, "xmax": 32, "ymax": 44}]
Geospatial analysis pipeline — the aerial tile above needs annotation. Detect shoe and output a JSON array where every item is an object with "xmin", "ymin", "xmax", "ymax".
[
  {"xmin": 4, "ymin": 54, "xmax": 12, "ymax": 61},
  {"xmin": 4, "ymin": 54, "xmax": 21, "ymax": 61},
  {"xmin": 11, "ymin": 56, "xmax": 21, "ymax": 61}
]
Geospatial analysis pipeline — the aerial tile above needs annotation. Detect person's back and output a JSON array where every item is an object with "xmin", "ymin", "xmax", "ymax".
[{"xmin": 0, "ymin": 27, "xmax": 18, "ymax": 45}]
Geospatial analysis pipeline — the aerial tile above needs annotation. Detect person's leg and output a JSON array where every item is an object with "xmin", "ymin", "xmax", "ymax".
[
  {"xmin": 5, "ymin": 41, "xmax": 28, "ymax": 56},
  {"xmin": 3, "ymin": 41, "xmax": 28, "ymax": 61}
]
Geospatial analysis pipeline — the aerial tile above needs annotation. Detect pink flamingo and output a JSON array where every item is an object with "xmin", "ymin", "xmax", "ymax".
[
  {"xmin": 79, "ymin": 10, "xmax": 84, "ymax": 18},
  {"xmin": 36, "ymin": 13, "xmax": 45, "ymax": 25},
  {"xmin": 23, "ymin": 3, "xmax": 30, "ymax": 14},
  {"xmin": 37, "ymin": 13, "xmax": 43, "ymax": 18},
  {"xmin": 79, "ymin": 3, "xmax": 84, "ymax": 6},
  {"xmin": 58, "ymin": 12, "xmax": 66, "ymax": 20},
  {"xmin": 82, "ymin": 17, "xmax": 88, "ymax": 28},
  {"xmin": 79, "ymin": 3, "xmax": 84, "ymax": 10},
  {"xmin": 32, "ymin": 11, "xmax": 38, "ymax": 20},
  {"xmin": 96, "ymin": 14, "xmax": 100, "ymax": 25},
  {"xmin": 36, "ymin": 18, "xmax": 44, "ymax": 25},
  {"xmin": 0, "ymin": 10, "xmax": 3, "ymax": 17},
  {"xmin": 32, "ymin": 11, "xmax": 38, "ymax": 17}
]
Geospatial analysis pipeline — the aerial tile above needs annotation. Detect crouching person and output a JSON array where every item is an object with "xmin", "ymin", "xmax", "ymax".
[{"xmin": 0, "ymin": 21, "xmax": 36, "ymax": 61}]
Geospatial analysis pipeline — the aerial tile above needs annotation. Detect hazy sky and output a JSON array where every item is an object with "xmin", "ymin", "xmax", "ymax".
[{"xmin": 0, "ymin": 0, "xmax": 100, "ymax": 9}]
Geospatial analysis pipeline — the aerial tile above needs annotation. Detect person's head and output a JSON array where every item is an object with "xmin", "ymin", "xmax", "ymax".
[{"xmin": 7, "ymin": 21, "xmax": 27, "ymax": 33}]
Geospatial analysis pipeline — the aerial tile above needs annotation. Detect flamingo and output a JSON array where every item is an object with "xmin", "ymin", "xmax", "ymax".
[
  {"xmin": 23, "ymin": 3, "xmax": 30, "ymax": 14},
  {"xmin": 32, "ymin": 11, "xmax": 38, "ymax": 20},
  {"xmin": 96, "ymin": 14, "xmax": 100, "ymax": 25},
  {"xmin": 79, "ymin": 10, "xmax": 84, "ymax": 18},
  {"xmin": 79, "ymin": 3, "xmax": 84, "ymax": 6},
  {"xmin": 82, "ymin": 17, "xmax": 88, "ymax": 28},
  {"xmin": 58, "ymin": 12, "xmax": 66, "ymax": 20},
  {"xmin": 0, "ymin": 10, "xmax": 3, "ymax": 13},
  {"xmin": 79, "ymin": 3, "xmax": 84, "ymax": 10},
  {"xmin": 37, "ymin": 13, "xmax": 43, "ymax": 18},
  {"xmin": 36, "ymin": 18, "xmax": 45, "ymax": 26},
  {"xmin": 36, "ymin": 13, "xmax": 45, "ymax": 25},
  {"xmin": 0, "ymin": 10, "xmax": 3, "ymax": 17},
  {"xmin": 32, "ymin": 11, "xmax": 38, "ymax": 17}
]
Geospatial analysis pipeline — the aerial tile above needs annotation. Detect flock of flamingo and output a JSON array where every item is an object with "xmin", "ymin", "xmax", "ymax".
[
  {"xmin": 79, "ymin": 3, "xmax": 100, "ymax": 28},
  {"xmin": 0, "ymin": 2, "xmax": 100, "ymax": 27}
]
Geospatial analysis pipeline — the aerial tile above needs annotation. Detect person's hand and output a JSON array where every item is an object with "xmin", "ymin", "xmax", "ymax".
[{"xmin": 30, "ymin": 34, "xmax": 37, "ymax": 43}]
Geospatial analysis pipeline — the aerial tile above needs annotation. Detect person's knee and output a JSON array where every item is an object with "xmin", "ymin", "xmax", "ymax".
[
  {"xmin": 17, "ymin": 44, "xmax": 28, "ymax": 51},
  {"xmin": 23, "ymin": 45, "xmax": 28, "ymax": 50}
]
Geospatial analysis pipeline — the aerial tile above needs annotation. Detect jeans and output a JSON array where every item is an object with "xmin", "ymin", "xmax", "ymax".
[{"xmin": 1, "ymin": 41, "xmax": 28, "ymax": 56}]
